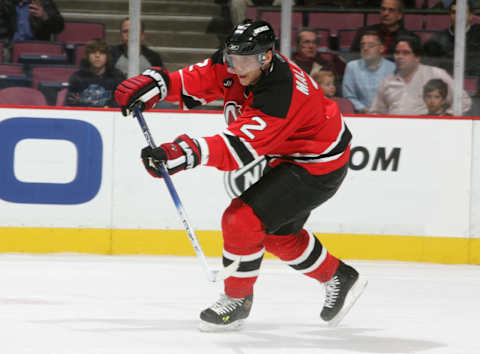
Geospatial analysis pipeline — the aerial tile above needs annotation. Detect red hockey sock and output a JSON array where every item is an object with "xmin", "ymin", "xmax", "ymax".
[
  {"xmin": 265, "ymin": 229, "xmax": 339, "ymax": 283},
  {"xmin": 221, "ymin": 198, "xmax": 266, "ymax": 298}
]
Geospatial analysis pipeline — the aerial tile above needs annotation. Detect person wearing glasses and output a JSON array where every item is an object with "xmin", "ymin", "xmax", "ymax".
[
  {"xmin": 291, "ymin": 28, "xmax": 345, "ymax": 90},
  {"xmin": 342, "ymin": 31, "xmax": 395, "ymax": 113},
  {"xmin": 350, "ymin": 0, "xmax": 417, "ymax": 56},
  {"xmin": 370, "ymin": 35, "xmax": 471, "ymax": 115}
]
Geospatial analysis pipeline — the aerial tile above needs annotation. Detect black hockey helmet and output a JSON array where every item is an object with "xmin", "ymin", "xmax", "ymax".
[{"xmin": 224, "ymin": 20, "xmax": 276, "ymax": 56}]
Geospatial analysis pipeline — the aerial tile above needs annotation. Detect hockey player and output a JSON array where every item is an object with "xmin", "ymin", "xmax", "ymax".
[{"xmin": 114, "ymin": 20, "xmax": 367, "ymax": 331}]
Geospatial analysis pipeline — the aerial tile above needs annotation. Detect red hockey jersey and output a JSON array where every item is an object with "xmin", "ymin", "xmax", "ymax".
[{"xmin": 164, "ymin": 50, "xmax": 351, "ymax": 175}]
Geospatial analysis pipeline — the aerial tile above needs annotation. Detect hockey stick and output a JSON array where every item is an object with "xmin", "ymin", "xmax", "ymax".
[{"xmin": 132, "ymin": 105, "xmax": 240, "ymax": 282}]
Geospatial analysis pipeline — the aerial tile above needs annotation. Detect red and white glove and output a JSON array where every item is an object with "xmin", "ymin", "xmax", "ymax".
[
  {"xmin": 114, "ymin": 67, "xmax": 170, "ymax": 116},
  {"xmin": 141, "ymin": 134, "xmax": 202, "ymax": 178}
]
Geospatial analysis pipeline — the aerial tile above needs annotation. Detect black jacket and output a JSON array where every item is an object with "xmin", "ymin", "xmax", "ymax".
[
  {"xmin": 424, "ymin": 24, "xmax": 480, "ymax": 57},
  {"xmin": 67, "ymin": 60, "xmax": 125, "ymax": 108},
  {"xmin": 0, "ymin": 0, "xmax": 64, "ymax": 45},
  {"xmin": 423, "ymin": 24, "xmax": 480, "ymax": 76}
]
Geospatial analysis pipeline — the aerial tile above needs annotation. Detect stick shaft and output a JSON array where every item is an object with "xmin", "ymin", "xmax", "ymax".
[{"xmin": 133, "ymin": 107, "xmax": 215, "ymax": 282}]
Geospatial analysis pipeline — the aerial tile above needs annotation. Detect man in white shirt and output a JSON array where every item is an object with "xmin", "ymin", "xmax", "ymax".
[{"xmin": 370, "ymin": 35, "xmax": 471, "ymax": 115}]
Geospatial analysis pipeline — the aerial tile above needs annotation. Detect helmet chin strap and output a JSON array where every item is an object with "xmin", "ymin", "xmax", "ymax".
[{"xmin": 258, "ymin": 49, "xmax": 273, "ymax": 76}]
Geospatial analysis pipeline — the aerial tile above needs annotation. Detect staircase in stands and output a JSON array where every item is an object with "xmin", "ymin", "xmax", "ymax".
[{"xmin": 54, "ymin": 0, "xmax": 232, "ymax": 72}]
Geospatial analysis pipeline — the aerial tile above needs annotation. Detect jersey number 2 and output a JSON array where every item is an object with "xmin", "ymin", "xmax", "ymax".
[{"xmin": 240, "ymin": 117, "xmax": 266, "ymax": 139}]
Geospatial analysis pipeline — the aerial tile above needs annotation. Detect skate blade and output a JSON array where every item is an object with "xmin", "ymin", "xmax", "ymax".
[
  {"xmin": 198, "ymin": 319, "xmax": 244, "ymax": 332},
  {"xmin": 327, "ymin": 275, "xmax": 368, "ymax": 327}
]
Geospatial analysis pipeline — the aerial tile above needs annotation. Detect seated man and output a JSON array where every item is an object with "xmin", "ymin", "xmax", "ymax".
[
  {"xmin": 110, "ymin": 17, "xmax": 164, "ymax": 76},
  {"xmin": 0, "ymin": 0, "xmax": 64, "ymax": 46},
  {"xmin": 423, "ymin": 0, "xmax": 480, "ymax": 77},
  {"xmin": 292, "ymin": 28, "xmax": 345, "ymax": 85},
  {"xmin": 350, "ymin": 0, "xmax": 417, "ymax": 56},
  {"xmin": 342, "ymin": 31, "xmax": 395, "ymax": 113},
  {"xmin": 370, "ymin": 35, "xmax": 471, "ymax": 115}
]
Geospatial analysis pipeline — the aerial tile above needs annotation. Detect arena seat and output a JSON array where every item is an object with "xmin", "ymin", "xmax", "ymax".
[
  {"xmin": 12, "ymin": 41, "xmax": 66, "ymax": 64},
  {"xmin": 260, "ymin": 11, "xmax": 303, "ymax": 37},
  {"xmin": 55, "ymin": 21, "xmax": 105, "ymax": 47},
  {"xmin": 0, "ymin": 87, "xmax": 47, "ymax": 106},
  {"xmin": 332, "ymin": 97, "xmax": 355, "ymax": 114},
  {"xmin": 425, "ymin": 14, "xmax": 450, "ymax": 30},
  {"xmin": 337, "ymin": 28, "xmax": 359, "ymax": 52},
  {"xmin": 404, "ymin": 14, "xmax": 425, "ymax": 30},
  {"xmin": 56, "ymin": 88, "xmax": 68, "ymax": 106},
  {"xmin": 464, "ymin": 76, "xmax": 478, "ymax": 96},
  {"xmin": 0, "ymin": 64, "xmax": 31, "ymax": 89},
  {"xmin": 31, "ymin": 65, "xmax": 78, "ymax": 89},
  {"xmin": 309, "ymin": 12, "xmax": 364, "ymax": 35}
]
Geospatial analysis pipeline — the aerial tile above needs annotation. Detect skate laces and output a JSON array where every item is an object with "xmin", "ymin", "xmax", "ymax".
[
  {"xmin": 324, "ymin": 276, "xmax": 341, "ymax": 309},
  {"xmin": 210, "ymin": 294, "xmax": 245, "ymax": 316}
]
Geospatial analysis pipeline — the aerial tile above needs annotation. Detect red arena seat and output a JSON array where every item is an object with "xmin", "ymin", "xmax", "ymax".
[
  {"xmin": 12, "ymin": 41, "xmax": 66, "ymax": 64},
  {"xmin": 0, "ymin": 87, "xmax": 47, "ymax": 106},
  {"xmin": 55, "ymin": 21, "xmax": 105, "ymax": 46},
  {"xmin": 309, "ymin": 12, "xmax": 364, "ymax": 35}
]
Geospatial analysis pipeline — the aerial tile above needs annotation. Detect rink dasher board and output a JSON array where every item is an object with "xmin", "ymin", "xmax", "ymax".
[{"xmin": 0, "ymin": 107, "xmax": 478, "ymax": 264}]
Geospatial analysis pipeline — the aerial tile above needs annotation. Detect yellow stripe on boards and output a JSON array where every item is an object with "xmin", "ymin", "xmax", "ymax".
[
  {"xmin": 0, "ymin": 227, "xmax": 478, "ymax": 265},
  {"xmin": 316, "ymin": 233, "xmax": 473, "ymax": 265},
  {"xmin": 0, "ymin": 227, "xmax": 111, "ymax": 254},
  {"xmin": 111, "ymin": 229, "xmax": 224, "ymax": 256}
]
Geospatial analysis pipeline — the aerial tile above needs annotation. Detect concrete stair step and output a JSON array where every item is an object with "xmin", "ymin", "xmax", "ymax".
[
  {"xmin": 57, "ymin": 0, "xmax": 224, "ymax": 16},
  {"xmin": 152, "ymin": 46, "xmax": 217, "ymax": 66},
  {"xmin": 62, "ymin": 13, "xmax": 231, "ymax": 35},
  {"xmin": 106, "ymin": 30, "xmax": 224, "ymax": 49}
]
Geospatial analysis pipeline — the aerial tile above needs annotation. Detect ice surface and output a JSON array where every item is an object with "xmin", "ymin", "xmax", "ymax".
[{"xmin": 1, "ymin": 254, "xmax": 479, "ymax": 354}]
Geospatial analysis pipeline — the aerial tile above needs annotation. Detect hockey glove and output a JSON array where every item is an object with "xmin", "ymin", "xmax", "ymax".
[
  {"xmin": 141, "ymin": 134, "xmax": 202, "ymax": 178},
  {"xmin": 114, "ymin": 67, "xmax": 170, "ymax": 116}
]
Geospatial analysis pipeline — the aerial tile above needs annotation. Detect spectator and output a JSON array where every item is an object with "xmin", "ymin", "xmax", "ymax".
[
  {"xmin": 67, "ymin": 39, "xmax": 125, "ymax": 108},
  {"xmin": 229, "ymin": 0, "xmax": 281, "ymax": 26},
  {"xmin": 342, "ymin": 31, "xmax": 395, "ymax": 113},
  {"xmin": 422, "ymin": 78, "xmax": 449, "ymax": 115},
  {"xmin": 292, "ymin": 28, "xmax": 345, "ymax": 83},
  {"xmin": 0, "ymin": 0, "xmax": 64, "ymax": 46},
  {"xmin": 313, "ymin": 69, "xmax": 356, "ymax": 113},
  {"xmin": 312, "ymin": 70, "xmax": 337, "ymax": 98},
  {"xmin": 110, "ymin": 17, "xmax": 164, "ymax": 77},
  {"xmin": 423, "ymin": 1, "xmax": 480, "ymax": 76},
  {"xmin": 350, "ymin": 0, "xmax": 417, "ymax": 56},
  {"xmin": 370, "ymin": 35, "xmax": 471, "ymax": 115}
]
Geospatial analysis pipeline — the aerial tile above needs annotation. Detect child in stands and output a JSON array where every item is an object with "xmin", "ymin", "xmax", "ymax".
[
  {"xmin": 422, "ymin": 78, "xmax": 449, "ymax": 116},
  {"xmin": 312, "ymin": 70, "xmax": 337, "ymax": 98}
]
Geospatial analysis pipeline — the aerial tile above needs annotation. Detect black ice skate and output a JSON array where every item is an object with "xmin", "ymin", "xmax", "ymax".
[
  {"xmin": 199, "ymin": 294, "xmax": 253, "ymax": 332},
  {"xmin": 320, "ymin": 261, "xmax": 367, "ymax": 327}
]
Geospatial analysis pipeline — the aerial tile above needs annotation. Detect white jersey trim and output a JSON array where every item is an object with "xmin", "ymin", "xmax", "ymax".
[{"xmin": 179, "ymin": 69, "xmax": 207, "ymax": 109}]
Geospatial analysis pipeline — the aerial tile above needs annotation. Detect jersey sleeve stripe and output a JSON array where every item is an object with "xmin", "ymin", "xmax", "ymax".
[
  {"xmin": 224, "ymin": 128, "xmax": 259, "ymax": 160},
  {"xmin": 321, "ymin": 120, "xmax": 352, "ymax": 158},
  {"xmin": 220, "ymin": 132, "xmax": 257, "ymax": 168}
]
